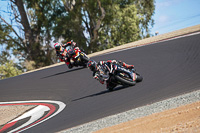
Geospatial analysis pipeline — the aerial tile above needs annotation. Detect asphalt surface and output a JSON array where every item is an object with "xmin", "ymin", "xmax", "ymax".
[{"xmin": 1, "ymin": 33, "xmax": 200, "ymax": 133}]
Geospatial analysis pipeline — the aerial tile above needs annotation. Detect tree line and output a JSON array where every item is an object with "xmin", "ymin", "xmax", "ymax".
[{"xmin": 0, "ymin": 0, "xmax": 155, "ymax": 79}]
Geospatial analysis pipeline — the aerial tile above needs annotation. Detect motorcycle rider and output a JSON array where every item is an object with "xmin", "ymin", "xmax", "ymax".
[
  {"xmin": 54, "ymin": 40, "xmax": 77, "ymax": 69},
  {"xmin": 87, "ymin": 60, "xmax": 134, "ymax": 90}
]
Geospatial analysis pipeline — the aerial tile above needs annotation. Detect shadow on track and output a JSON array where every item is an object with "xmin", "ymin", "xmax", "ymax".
[
  {"xmin": 41, "ymin": 67, "xmax": 85, "ymax": 79},
  {"xmin": 72, "ymin": 85, "xmax": 130, "ymax": 102}
]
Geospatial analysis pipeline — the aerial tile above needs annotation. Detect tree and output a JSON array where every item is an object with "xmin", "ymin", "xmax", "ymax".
[
  {"xmin": 0, "ymin": 51, "xmax": 22, "ymax": 79},
  {"xmin": 99, "ymin": 4, "xmax": 140, "ymax": 48},
  {"xmin": 0, "ymin": 0, "xmax": 64, "ymax": 70},
  {"xmin": 114, "ymin": 0, "xmax": 155, "ymax": 37},
  {"xmin": 59, "ymin": 0, "xmax": 109, "ymax": 52},
  {"xmin": 58, "ymin": 0, "xmax": 155, "ymax": 52},
  {"xmin": 0, "ymin": 60, "xmax": 22, "ymax": 79},
  {"xmin": 0, "ymin": 0, "xmax": 155, "ymax": 73}
]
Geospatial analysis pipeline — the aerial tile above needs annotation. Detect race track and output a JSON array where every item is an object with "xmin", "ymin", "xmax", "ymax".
[{"xmin": 1, "ymin": 33, "xmax": 200, "ymax": 133}]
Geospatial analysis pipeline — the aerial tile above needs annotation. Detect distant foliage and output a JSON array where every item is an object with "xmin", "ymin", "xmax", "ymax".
[
  {"xmin": 99, "ymin": 4, "xmax": 140, "ymax": 48},
  {"xmin": 0, "ymin": 0, "xmax": 155, "ymax": 74},
  {"xmin": 0, "ymin": 60, "xmax": 22, "ymax": 79}
]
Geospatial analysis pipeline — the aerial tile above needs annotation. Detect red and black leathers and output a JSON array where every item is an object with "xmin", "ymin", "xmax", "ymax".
[{"xmin": 55, "ymin": 41, "xmax": 77, "ymax": 69}]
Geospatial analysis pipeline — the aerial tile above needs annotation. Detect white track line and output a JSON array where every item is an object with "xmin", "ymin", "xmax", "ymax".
[
  {"xmin": 8, "ymin": 105, "xmax": 49, "ymax": 133},
  {"xmin": 0, "ymin": 100, "xmax": 66, "ymax": 133}
]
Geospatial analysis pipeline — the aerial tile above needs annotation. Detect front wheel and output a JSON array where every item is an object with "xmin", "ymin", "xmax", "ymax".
[
  {"xmin": 136, "ymin": 73, "xmax": 143, "ymax": 82},
  {"xmin": 107, "ymin": 87, "xmax": 114, "ymax": 91},
  {"xmin": 115, "ymin": 75, "xmax": 136, "ymax": 86}
]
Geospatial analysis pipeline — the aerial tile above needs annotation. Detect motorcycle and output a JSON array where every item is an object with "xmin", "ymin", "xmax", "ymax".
[
  {"xmin": 99, "ymin": 64, "xmax": 143, "ymax": 91},
  {"xmin": 65, "ymin": 45, "xmax": 90, "ymax": 67}
]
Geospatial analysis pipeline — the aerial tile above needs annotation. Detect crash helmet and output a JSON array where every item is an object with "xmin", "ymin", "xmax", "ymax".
[
  {"xmin": 54, "ymin": 43, "xmax": 62, "ymax": 51},
  {"xmin": 87, "ymin": 60, "xmax": 97, "ymax": 71}
]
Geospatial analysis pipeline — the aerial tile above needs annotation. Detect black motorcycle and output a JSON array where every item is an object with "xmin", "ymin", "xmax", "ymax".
[
  {"xmin": 100, "ymin": 64, "xmax": 143, "ymax": 91},
  {"xmin": 65, "ymin": 45, "xmax": 90, "ymax": 67}
]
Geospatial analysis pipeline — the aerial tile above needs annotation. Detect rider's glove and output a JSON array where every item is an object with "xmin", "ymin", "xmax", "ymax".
[
  {"xmin": 94, "ymin": 74, "xmax": 104, "ymax": 84},
  {"xmin": 63, "ymin": 57, "xmax": 67, "ymax": 61},
  {"xmin": 72, "ymin": 42, "xmax": 76, "ymax": 47},
  {"xmin": 94, "ymin": 74, "xmax": 99, "ymax": 80}
]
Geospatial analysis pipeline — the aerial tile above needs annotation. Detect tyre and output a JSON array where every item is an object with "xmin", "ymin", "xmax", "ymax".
[
  {"xmin": 80, "ymin": 53, "xmax": 90, "ymax": 63},
  {"xmin": 106, "ymin": 81, "xmax": 117, "ymax": 91},
  {"xmin": 107, "ymin": 87, "xmax": 114, "ymax": 91},
  {"xmin": 136, "ymin": 74, "xmax": 143, "ymax": 82},
  {"xmin": 115, "ymin": 74, "xmax": 136, "ymax": 86}
]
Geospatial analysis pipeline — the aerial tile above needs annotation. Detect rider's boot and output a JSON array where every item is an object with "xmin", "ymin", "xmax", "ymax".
[
  {"xmin": 122, "ymin": 62, "xmax": 134, "ymax": 69},
  {"xmin": 118, "ymin": 60, "xmax": 134, "ymax": 69}
]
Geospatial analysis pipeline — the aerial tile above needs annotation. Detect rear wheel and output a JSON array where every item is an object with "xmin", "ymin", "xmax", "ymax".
[
  {"xmin": 115, "ymin": 74, "xmax": 136, "ymax": 86},
  {"xmin": 80, "ymin": 53, "xmax": 90, "ymax": 63}
]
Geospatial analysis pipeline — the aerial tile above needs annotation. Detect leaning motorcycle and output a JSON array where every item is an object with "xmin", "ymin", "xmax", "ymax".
[
  {"xmin": 100, "ymin": 64, "xmax": 143, "ymax": 91},
  {"xmin": 65, "ymin": 45, "xmax": 90, "ymax": 67}
]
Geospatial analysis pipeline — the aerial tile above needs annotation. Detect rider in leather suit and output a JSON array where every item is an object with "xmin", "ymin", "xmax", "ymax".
[
  {"xmin": 87, "ymin": 60, "xmax": 134, "ymax": 89},
  {"xmin": 54, "ymin": 40, "xmax": 77, "ymax": 69}
]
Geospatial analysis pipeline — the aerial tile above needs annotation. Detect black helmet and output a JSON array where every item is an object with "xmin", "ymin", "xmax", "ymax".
[{"xmin": 87, "ymin": 60, "xmax": 97, "ymax": 71}]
